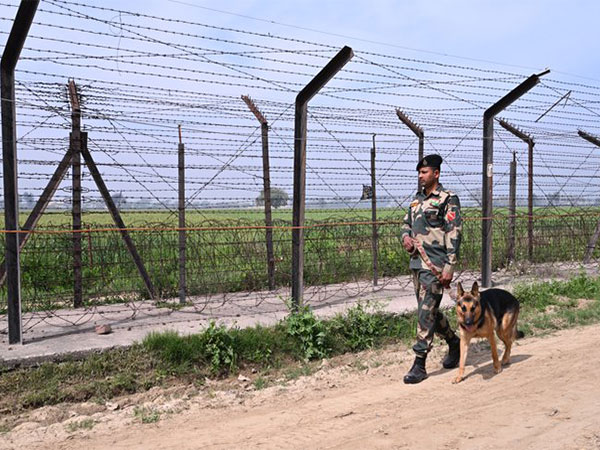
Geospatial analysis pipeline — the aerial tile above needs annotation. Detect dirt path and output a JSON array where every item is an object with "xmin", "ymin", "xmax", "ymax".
[{"xmin": 3, "ymin": 324, "xmax": 600, "ymax": 450}]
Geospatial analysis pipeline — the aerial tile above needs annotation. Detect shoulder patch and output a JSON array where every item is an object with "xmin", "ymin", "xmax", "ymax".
[
  {"xmin": 410, "ymin": 200, "xmax": 419, "ymax": 208},
  {"xmin": 446, "ymin": 211, "xmax": 456, "ymax": 221}
]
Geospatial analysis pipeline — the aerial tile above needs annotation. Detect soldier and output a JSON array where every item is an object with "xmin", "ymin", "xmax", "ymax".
[{"xmin": 400, "ymin": 154, "xmax": 462, "ymax": 384}]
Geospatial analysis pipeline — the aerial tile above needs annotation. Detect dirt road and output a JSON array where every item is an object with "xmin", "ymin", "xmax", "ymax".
[{"xmin": 3, "ymin": 324, "xmax": 600, "ymax": 450}]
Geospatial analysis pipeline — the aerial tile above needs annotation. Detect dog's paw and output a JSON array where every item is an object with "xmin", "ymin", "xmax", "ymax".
[
  {"xmin": 452, "ymin": 376, "xmax": 463, "ymax": 384},
  {"xmin": 493, "ymin": 365, "xmax": 502, "ymax": 374}
]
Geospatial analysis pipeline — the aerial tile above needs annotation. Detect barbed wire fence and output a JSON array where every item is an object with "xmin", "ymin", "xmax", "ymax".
[{"xmin": 1, "ymin": 0, "xmax": 599, "ymax": 343}]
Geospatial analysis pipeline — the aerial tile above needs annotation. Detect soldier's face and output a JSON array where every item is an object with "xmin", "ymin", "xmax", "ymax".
[{"xmin": 418, "ymin": 167, "xmax": 439, "ymax": 190}]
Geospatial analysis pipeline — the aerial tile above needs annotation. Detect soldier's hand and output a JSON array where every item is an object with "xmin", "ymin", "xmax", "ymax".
[
  {"xmin": 440, "ymin": 271, "xmax": 452, "ymax": 288},
  {"xmin": 402, "ymin": 235, "xmax": 414, "ymax": 252}
]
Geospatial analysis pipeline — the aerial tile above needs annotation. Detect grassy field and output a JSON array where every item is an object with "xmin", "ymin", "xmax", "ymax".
[{"xmin": 1, "ymin": 206, "xmax": 599, "ymax": 312}]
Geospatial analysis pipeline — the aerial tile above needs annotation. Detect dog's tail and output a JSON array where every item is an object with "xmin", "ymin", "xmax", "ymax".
[{"xmin": 516, "ymin": 329, "xmax": 525, "ymax": 339}]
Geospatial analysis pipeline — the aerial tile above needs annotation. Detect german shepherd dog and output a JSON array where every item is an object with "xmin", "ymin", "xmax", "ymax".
[{"xmin": 452, "ymin": 282, "xmax": 522, "ymax": 384}]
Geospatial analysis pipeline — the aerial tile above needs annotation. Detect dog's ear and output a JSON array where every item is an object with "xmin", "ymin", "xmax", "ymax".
[
  {"xmin": 471, "ymin": 281, "xmax": 479, "ymax": 296},
  {"xmin": 456, "ymin": 282, "xmax": 464, "ymax": 298}
]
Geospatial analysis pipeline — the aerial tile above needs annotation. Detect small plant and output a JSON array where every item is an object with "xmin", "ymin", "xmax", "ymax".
[
  {"xmin": 65, "ymin": 418, "xmax": 96, "ymax": 432},
  {"xmin": 202, "ymin": 321, "xmax": 238, "ymax": 374},
  {"xmin": 133, "ymin": 406, "xmax": 161, "ymax": 424},
  {"xmin": 253, "ymin": 376, "xmax": 268, "ymax": 390},
  {"xmin": 331, "ymin": 301, "xmax": 383, "ymax": 351},
  {"xmin": 284, "ymin": 364, "xmax": 314, "ymax": 381},
  {"xmin": 285, "ymin": 305, "xmax": 328, "ymax": 360}
]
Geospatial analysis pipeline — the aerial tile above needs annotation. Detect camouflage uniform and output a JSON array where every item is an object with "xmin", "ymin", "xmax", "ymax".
[{"xmin": 400, "ymin": 183, "xmax": 462, "ymax": 357}]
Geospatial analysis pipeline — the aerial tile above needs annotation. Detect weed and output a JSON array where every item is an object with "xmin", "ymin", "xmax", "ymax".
[
  {"xmin": 65, "ymin": 418, "xmax": 96, "ymax": 433},
  {"xmin": 143, "ymin": 322, "xmax": 237, "ymax": 375},
  {"xmin": 133, "ymin": 406, "xmax": 161, "ymax": 424},
  {"xmin": 351, "ymin": 360, "xmax": 368, "ymax": 371},
  {"xmin": 284, "ymin": 364, "xmax": 314, "ymax": 381},
  {"xmin": 253, "ymin": 377, "xmax": 268, "ymax": 390},
  {"xmin": 202, "ymin": 321, "xmax": 237, "ymax": 374},
  {"xmin": 285, "ymin": 305, "xmax": 328, "ymax": 360},
  {"xmin": 330, "ymin": 302, "xmax": 384, "ymax": 351}
]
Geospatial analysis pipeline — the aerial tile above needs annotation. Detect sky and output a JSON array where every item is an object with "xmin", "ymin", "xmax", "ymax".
[
  {"xmin": 1, "ymin": 0, "xmax": 599, "ymax": 212},
  {"xmin": 146, "ymin": 0, "xmax": 600, "ymax": 82}
]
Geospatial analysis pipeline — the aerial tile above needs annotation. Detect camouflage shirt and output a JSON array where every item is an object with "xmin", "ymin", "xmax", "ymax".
[{"xmin": 400, "ymin": 183, "xmax": 462, "ymax": 276}]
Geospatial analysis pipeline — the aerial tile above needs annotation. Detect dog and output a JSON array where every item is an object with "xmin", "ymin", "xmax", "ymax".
[{"xmin": 452, "ymin": 282, "xmax": 523, "ymax": 384}]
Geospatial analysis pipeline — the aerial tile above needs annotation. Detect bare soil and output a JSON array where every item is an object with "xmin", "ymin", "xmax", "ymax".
[{"xmin": 2, "ymin": 324, "xmax": 600, "ymax": 450}]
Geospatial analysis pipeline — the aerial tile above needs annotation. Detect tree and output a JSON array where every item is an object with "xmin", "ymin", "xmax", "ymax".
[
  {"xmin": 19, "ymin": 192, "xmax": 35, "ymax": 210},
  {"xmin": 548, "ymin": 191, "xmax": 561, "ymax": 207},
  {"xmin": 113, "ymin": 191, "xmax": 127, "ymax": 209},
  {"xmin": 256, "ymin": 187, "xmax": 289, "ymax": 208}
]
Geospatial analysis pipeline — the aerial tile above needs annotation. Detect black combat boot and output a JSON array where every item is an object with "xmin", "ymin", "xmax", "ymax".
[
  {"xmin": 403, "ymin": 356, "xmax": 428, "ymax": 384},
  {"xmin": 442, "ymin": 336, "xmax": 460, "ymax": 369}
]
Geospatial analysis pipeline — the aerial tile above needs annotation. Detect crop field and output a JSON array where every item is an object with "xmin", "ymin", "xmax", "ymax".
[{"xmin": 1, "ymin": 206, "xmax": 598, "ymax": 313}]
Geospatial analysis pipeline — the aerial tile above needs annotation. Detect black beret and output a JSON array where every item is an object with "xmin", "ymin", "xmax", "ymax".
[{"xmin": 416, "ymin": 154, "xmax": 442, "ymax": 171}]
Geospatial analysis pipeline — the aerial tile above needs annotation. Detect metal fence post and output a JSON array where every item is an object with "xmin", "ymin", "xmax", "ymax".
[
  {"xmin": 241, "ymin": 95, "xmax": 275, "ymax": 290},
  {"xmin": 68, "ymin": 80, "xmax": 83, "ymax": 307},
  {"xmin": 395, "ymin": 108, "xmax": 424, "ymax": 190},
  {"xmin": 578, "ymin": 130, "xmax": 600, "ymax": 263},
  {"xmin": 507, "ymin": 152, "xmax": 516, "ymax": 265},
  {"xmin": 481, "ymin": 69, "xmax": 549, "ymax": 287},
  {"xmin": 291, "ymin": 46, "xmax": 354, "ymax": 310},
  {"xmin": 1, "ymin": 0, "xmax": 40, "ymax": 344},
  {"xmin": 370, "ymin": 134, "xmax": 378, "ymax": 286},
  {"xmin": 498, "ymin": 119, "xmax": 535, "ymax": 262},
  {"xmin": 178, "ymin": 125, "xmax": 186, "ymax": 304}
]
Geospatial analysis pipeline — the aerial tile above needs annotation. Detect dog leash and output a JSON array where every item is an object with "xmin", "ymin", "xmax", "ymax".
[{"xmin": 411, "ymin": 238, "xmax": 449, "ymax": 287}]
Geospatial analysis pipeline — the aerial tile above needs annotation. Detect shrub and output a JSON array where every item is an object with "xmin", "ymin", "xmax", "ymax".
[{"xmin": 285, "ymin": 305, "xmax": 328, "ymax": 360}]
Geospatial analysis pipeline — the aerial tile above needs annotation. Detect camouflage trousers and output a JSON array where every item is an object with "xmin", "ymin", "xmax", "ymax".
[{"xmin": 411, "ymin": 269, "xmax": 457, "ymax": 357}]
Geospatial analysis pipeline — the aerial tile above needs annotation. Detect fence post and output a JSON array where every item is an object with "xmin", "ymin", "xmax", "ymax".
[
  {"xmin": 507, "ymin": 152, "xmax": 516, "ymax": 265},
  {"xmin": 481, "ymin": 70, "xmax": 549, "ymax": 287},
  {"xmin": 1, "ymin": 0, "xmax": 40, "ymax": 344},
  {"xmin": 67, "ymin": 81, "xmax": 155, "ymax": 299},
  {"xmin": 527, "ymin": 138, "xmax": 534, "ymax": 261},
  {"xmin": 291, "ymin": 46, "xmax": 354, "ymax": 310},
  {"xmin": 578, "ymin": 130, "xmax": 600, "ymax": 263},
  {"xmin": 68, "ymin": 80, "xmax": 83, "ymax": 307},
  {"xmin": 178, "ymin": 125, "xmax": 186, "ymax": 304},
  {"xmin": 498, "ymin": 119, "xmax": 535, "ymax": 262},
  {"xmin": 395, "ymin": 108, "xmax": 424, "ymax": 190},
  {"xmin": 371, "ymin": 134, "xmax": 378, "ymax": 286},
  {"xmin": 241, "ymin": 95, "xmax": 275, "ymax": 290}
]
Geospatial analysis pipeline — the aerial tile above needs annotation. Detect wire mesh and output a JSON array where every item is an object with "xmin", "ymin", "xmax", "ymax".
[{"xmin": 0, "ymin": 0, "xmax": 599, "ymax": 337}]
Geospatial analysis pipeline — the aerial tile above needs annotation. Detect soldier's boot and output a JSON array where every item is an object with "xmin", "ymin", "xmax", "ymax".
[
  {"xmin": 403, "ymin": 356, "xmax": 428, "ymax": 384},
  {"xmin": 442, "ymin": 336, "xmax": 460, "ymax": 369}
]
